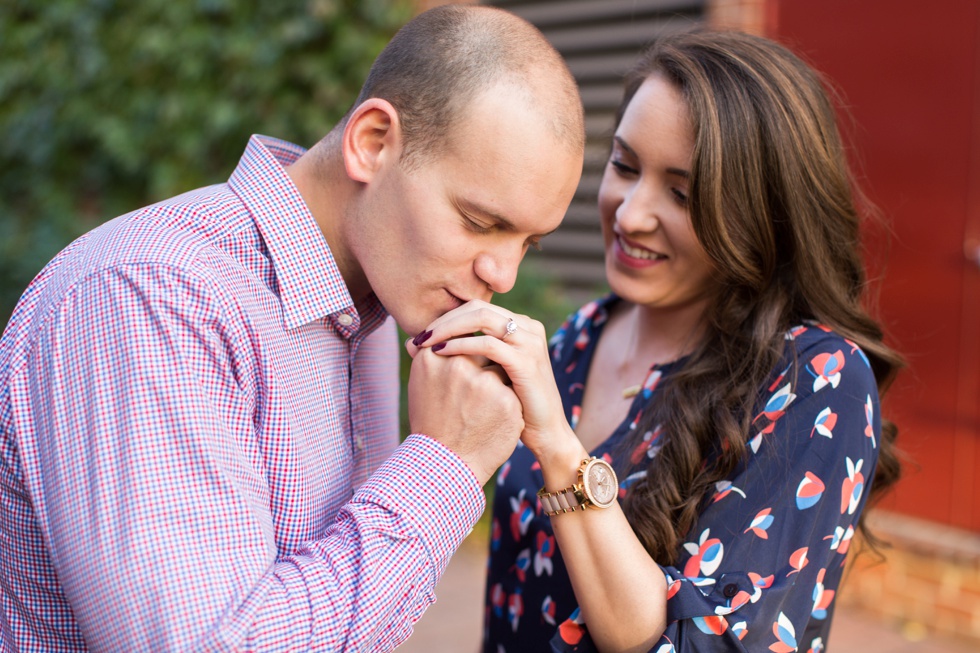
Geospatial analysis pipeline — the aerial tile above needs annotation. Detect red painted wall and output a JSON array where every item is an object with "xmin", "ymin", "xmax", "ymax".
[{"xmin": 768, "ymin": 0, "xmax": 980, "ymax": 529}]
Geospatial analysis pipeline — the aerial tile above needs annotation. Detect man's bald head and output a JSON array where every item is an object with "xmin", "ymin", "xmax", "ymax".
[{"xmin": 346, "ymin": 5, "xmax": 583, "ymax": 168}]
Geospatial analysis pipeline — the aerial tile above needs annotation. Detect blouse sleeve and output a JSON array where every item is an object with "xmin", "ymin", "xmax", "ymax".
[{"xmin": 551, "ymin": 328, "xmax": 882, "ymax": 653}]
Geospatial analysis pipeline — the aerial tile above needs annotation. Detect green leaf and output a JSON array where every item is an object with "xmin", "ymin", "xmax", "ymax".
[{"xmin": 0, "ymin": 0, "xmax": 411, "ymax": 329}]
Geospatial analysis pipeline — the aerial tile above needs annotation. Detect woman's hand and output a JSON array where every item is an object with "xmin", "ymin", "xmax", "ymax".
[
  {"xmin": 406, "ymin": 300, "xmax": 585, "ymax": 474},
  {"xmin": 410, "ymin": 302, "xmax": 669, "ymax": 651}
]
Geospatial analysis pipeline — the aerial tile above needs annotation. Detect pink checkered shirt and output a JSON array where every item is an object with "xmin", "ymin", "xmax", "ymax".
[{"xmin": 0, "ymin": 135, "xmax": 485, "ymax": 651}]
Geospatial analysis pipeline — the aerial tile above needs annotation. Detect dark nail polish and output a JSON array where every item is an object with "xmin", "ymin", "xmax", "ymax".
[
  {"xmin": 412, "ymin": 330, "xmax": 433, "ymax": 346},
  {"xmin": 432, "ymin": 342, "xmax": 447, "ymax": 352}
]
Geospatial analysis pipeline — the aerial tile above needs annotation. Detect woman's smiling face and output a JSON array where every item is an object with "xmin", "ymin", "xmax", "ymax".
[{"xmin": 598, "ymin": 74, "xmax": 718, "ymax": 315}]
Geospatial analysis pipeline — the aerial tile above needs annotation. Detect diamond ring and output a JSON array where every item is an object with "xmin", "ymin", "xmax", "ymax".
[{"xmin": 502, "ymin": 318, "xmax": 518, "ymax": 341}]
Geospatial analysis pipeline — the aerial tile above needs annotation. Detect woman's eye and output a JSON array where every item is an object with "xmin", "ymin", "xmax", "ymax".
[
  {"xmin": 610, "ymin": 159, "xmax": 639, "ymax": 176},
  {"xmin": 671, "ymin": 188, "xmax": 689, "ymax": 206}
]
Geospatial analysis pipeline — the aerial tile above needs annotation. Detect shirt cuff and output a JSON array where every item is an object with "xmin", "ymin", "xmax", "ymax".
[
  {"xmin": 351, "ymin": 433, "xmax": 486, "ymax": 580},
  {"xmin": 663, "ymin": 568, "xmax": 759, "ymax": 621}
]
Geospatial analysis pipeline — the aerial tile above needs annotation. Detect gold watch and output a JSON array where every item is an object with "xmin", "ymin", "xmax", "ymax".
[{"xmin": 537, "ymin": 457, "xmax": 618, "ymax": 516}]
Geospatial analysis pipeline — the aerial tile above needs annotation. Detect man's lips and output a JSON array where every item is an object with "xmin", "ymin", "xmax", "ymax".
[{"xmin": 446, "ymin": 290, "xmax": 465, "ymax": 308}]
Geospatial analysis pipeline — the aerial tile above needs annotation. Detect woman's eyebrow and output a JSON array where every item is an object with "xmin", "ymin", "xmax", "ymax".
[
  {"xmin": 615, "ymin": 136, "xmax": 690, "ymax": 179},
  {"xmin": 613, "ymin": 135, "xmax": 637, "ymax": 158}
]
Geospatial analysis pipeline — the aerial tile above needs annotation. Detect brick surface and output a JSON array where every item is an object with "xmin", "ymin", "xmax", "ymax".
[{"xmin": 837, "ymin": 513, "xmax": 980, "ymax": 648}]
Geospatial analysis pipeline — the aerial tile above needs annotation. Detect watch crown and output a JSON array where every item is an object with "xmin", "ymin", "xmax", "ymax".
[{"xmin": 538, "ymin": 456, "xmax": 618, "ymax": 517}]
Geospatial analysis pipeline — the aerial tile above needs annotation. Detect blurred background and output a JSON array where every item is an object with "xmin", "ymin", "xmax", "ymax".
[{"xmin": 2, "ymin": 0, "xmax": 977, "ymax": 649}]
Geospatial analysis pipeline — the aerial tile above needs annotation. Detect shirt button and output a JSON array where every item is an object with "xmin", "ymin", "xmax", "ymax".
[
  {"xmin": 723, "ymin": 583, "xmax": 739, "ymax": 598},
  {"xmin": 337, "ymin": 313, "xmax": 353, "ymax": 326}
]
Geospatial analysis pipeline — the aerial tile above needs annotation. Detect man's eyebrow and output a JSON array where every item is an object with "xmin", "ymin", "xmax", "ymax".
[
  {"xmin": 458, "ymin": 198, "xmax": 559, "ymax": 237},
  {"xmin": 614, "ymin": 135, "xmax": 690, "ymax": 179}
]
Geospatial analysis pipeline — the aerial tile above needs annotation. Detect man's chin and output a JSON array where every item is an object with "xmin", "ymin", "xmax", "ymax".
[
  {"xmin": 389, "ymin": 308, "xmax": 435, "ymax": 339},
  {"xmin": 385, "ymin": 293, "xmax": 462, "ymax": 336}
]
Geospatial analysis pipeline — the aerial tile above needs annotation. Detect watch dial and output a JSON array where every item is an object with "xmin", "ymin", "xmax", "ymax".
[{"xmin": 587, "ymin": 462, "xmax": 617, "ymax": 505}]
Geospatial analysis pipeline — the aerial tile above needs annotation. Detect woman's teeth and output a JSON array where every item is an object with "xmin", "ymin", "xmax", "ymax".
[{"xmin": 619, "ymin": 237, "xmax": 663, "ymax": 260}]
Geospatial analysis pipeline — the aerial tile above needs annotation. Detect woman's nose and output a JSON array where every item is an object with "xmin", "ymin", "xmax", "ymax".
[{"xmin": 615, "ymin": 183, "xmax": 661, "ymax": 233}]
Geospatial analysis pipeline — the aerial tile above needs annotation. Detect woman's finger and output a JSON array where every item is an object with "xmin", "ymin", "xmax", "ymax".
[
  {"xmin": 412, "ymin": 301, "xmax": 545, "ymax": 348},
  {"xmin": 430, "ymin": 334, "xmax": 545, "ymax": 391}
]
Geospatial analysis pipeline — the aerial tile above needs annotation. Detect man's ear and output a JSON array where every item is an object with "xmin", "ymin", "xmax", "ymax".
[{"xmin": 342, "ymin": 98, "xmax": 403, "ymax": 183}]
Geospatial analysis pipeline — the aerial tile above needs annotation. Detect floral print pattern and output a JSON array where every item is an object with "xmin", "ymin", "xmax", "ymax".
[{"xmin": 483, "ymin": 295, "xmax": 882, "ymax": 652}]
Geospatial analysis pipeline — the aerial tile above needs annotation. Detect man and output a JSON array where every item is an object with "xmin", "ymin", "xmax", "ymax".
[{"xmin": 0, "ymin": 5, "xmax": 584, "ymax": 650}]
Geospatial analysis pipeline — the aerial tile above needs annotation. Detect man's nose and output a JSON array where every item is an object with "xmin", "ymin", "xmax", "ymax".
[{"xmin": 474, "ymin": 243, "xmax": 524, "ymax": 295}]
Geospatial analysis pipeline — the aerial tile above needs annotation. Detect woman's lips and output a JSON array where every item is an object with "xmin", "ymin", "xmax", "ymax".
[{"xmin": 613, "ymin": 235, "xmax": 666, "ymax": 268}]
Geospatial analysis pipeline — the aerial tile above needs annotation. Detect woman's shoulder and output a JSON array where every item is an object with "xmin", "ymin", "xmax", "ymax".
[
  {"xmin": 776, "ymin": 321, "xmax": 878, "ymax": 401},
  {"xmin": 783, "ymin": 321, "xmax": 871, "ymax": 366},
  {"xmin": 548, "ymin": 293, "xmax": 618, "ymax": 356}
]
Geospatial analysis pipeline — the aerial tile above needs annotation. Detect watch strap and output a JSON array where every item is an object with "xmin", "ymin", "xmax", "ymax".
[
  {"xmin": 537, "ymin": 484, "xmax": 585, "ymax": 515},
  {"xmin": 537, "ymin": 457, "xmax": 600, "ymax": 516}
]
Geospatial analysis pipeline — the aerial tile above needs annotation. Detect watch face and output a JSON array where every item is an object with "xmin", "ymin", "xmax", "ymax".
[{"xmin": 584, "ymin": 459, "xmax": 618, "ymax": 507}]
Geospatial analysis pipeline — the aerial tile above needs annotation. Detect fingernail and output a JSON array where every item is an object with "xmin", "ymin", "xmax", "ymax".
[
  {"xmin": 432, "ymin": 342, "xmax": 447, "ymax": 352},
  {"xmin": 412, "ymin": 330, "xmax": 433, "ymax": 346}
]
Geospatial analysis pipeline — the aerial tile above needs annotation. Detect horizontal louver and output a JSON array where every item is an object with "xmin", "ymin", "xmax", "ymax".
[{"xmin": 485, "ymin": 0, "xmax": 706, "ymax": 302}]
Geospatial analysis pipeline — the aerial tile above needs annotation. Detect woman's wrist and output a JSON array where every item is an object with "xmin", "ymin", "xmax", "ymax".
[{"xmin": 532, "ymin": 424, "xmax": 590, "ymax": 490}]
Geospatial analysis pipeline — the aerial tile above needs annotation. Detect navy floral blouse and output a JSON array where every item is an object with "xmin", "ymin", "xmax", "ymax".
[{"xmin": 483, "ymin": 295, "xmax": 881, "ymax": 653}]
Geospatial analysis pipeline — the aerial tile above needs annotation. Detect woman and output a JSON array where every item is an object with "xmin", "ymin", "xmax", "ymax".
[{"xmin": 410, "ymin": 29, "xmax": 901, "ymax": 652}]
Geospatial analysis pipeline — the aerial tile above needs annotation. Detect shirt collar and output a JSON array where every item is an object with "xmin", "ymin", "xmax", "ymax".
[{"xmin": 227, "ymin": 135, "xmax": 386, "ymax": 336}]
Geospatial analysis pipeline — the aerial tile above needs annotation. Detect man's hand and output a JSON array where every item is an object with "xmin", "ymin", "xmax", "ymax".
[
  {"xmin": 406, "ymin": 344, "xmax": 523, "ymax": 485},
  {"xmin": 406, "ymin": 301, "xmax": 584, "ymax": 477}
]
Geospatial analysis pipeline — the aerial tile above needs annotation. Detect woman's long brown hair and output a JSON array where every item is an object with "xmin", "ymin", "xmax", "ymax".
[{"xmin": 616, "ymin": 30, "xmax": 903, "ymax": 564}]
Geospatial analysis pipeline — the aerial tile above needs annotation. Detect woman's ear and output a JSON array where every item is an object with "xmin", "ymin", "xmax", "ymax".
[{"xmin": 342, "ymin": 98, "xmax": 403, "ymax": 183}]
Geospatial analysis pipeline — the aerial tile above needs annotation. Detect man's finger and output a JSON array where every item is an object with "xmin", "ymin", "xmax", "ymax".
[{"xmin": 483, "ymin": 363, "xmax": 512, "ymax": 386}]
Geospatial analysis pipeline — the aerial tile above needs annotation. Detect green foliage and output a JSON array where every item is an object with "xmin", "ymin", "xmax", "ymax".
[{"xmin": 0, "ymin": 0, "xmax": 411, "ymax": 330}]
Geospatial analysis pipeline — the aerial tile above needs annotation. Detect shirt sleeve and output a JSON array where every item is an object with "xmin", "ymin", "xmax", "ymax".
[
  {"xmin": 551, "ymin": 330, "xmax": 881, "ymax": 653},
  {"xmin": 14, "ymin": 263, "xmax": 484, "ymax": 652}
]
